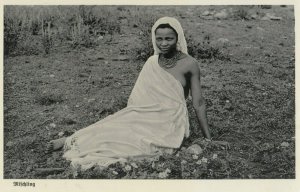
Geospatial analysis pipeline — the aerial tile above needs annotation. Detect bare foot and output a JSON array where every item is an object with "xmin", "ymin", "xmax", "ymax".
[{"xmin": 46, "ymin": 137, "xmax": 67, "ymax": 153}]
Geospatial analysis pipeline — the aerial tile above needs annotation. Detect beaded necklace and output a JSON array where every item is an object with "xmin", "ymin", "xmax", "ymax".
[{"xmin": 159, "ymin": 51, "xmax": 183, "ymax": 69}]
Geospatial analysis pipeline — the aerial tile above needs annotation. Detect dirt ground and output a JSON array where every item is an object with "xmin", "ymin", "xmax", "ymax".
[{"xmin": 4, "ymin": 5, "xmax": 295, "ymax": 179}]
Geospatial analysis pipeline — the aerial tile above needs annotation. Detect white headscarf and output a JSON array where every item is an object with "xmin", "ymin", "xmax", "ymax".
[{"xmin": 151, "ymin": 17, "xmax": 188, "ymax": 55}]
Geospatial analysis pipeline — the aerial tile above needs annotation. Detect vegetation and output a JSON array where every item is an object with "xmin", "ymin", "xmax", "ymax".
[{"xmin": 4, "ymin": 5, "xmax": 295, "ymax": 179}]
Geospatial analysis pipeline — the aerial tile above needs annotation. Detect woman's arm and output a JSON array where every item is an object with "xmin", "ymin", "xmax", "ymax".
[{"xmin": 190, "ymin": 61, "xmax": 212, "ymax": 139}]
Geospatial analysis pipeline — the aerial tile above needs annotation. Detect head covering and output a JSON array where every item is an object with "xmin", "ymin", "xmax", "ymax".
[{"xmin": 151, "ymin": 17, "xmax": 188, "ymax": 55}]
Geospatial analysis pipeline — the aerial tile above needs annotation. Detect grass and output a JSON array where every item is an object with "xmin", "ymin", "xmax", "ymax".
[{"xmin": 4, "ymin": 5, "xmax": 295, "ymax": 179}]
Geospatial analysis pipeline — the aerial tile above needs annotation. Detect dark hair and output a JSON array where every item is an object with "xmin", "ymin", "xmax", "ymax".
[{"xmin": 155, "ymin": 24, "xmax": 178, "ymax": 38}]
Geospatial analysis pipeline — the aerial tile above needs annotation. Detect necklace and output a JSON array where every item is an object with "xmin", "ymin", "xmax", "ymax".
[{"xmin": 159, "ymin": 51, "xmax": 183, "ymax": 69}]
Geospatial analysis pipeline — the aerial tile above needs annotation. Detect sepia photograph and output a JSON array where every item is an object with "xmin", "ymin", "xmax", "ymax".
[{"xmin": 2, "ymin": 1, "xmax": 297, "ymax": 191}]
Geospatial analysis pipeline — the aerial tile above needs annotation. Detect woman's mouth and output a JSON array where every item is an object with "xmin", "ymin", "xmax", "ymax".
[{"xmin": 160, "ymin": 48, "xmax": 169, "ymax": 51}]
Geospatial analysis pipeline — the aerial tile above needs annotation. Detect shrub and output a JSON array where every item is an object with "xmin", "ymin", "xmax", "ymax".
[
  {"xmin": 186, "ymin": 33, "xmax": 230, "ymax": 61},
  {"xmin": 130, "ymin": 13, "xmax": 160, "ymax": 62},
  {"xmin": 4, "ymin": 6, "xmax": 123, "ymax": 55},
  {"xmin": 4, "ymin": 18, "xmax": 20, "ymax": 55}
]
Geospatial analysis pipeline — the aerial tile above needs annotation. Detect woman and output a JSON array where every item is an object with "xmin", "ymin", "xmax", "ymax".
[{"xmin": 47, "ymin": 17, "xmax": 214, "ymax": 170}]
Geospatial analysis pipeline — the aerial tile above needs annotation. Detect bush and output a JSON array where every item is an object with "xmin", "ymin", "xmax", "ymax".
[
  {"xmin": 233, "ymin": 8, "xmax": 250, "ymax": 20},
  {"xmin": 186, "ymin": 33, "xmax": 230, "ymax": 61},
  {"xmin": 4, "ymin": 18, "xmax": 20, "ymax": 55},
  {"xmin": 131, "ymin": 13, "xmax": 159, "ymax": 62}
]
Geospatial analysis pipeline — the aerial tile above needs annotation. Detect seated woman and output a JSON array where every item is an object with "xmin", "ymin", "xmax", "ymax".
[{"xmin": 47, "ymin": 17, "xmax": 221, "ymax": 170}]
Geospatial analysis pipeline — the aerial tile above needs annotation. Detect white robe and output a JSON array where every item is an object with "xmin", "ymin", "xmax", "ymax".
[{"xmin": 63, "ymin": 55, "xmax": 190, "ymax": 170}]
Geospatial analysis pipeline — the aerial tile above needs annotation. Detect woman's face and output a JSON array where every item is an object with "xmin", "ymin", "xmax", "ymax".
[{"xmin": 155, "ymin": 27, "xmax": 177, "ymax": 55}]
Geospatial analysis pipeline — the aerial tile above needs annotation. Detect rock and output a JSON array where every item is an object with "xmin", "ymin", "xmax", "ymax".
[
  {"xmin": 212, "ymin": 154, "xmax": 218, "ymax": 159},
  {"xmin": 270, "ymin": 16, "xmax": 282, "ymax": 21},
  {"xmin": 181, "ymin": 160, "xmax": 187, "ymax": 164},
  {"xmin": 112, "ymin": 55, "xmax": 129, "ymax": 61},
  {"xmin": 187, "ymin": 144, "xmax": 203, "ymax": 155},
  {"xmin": 124, "ymin": 165, "xmax": 132, "ymax": 171},
  {"xmin": 250, "ymin": 13, "xmax": 259, "ymax": 19},
  {"xmin": 203, "ymin": 16, "xmax": 214, "ymax": 20},
  {"xmin": 58, "ymin": 132, "xmax": 64, "ymax": 137},
  {"xmin": 202, "ymin": 10, "xmax": 211, "ymax": 16},
  {"xmin": 6, "ymin": 141, "xmax": 14, "ymax": 147},
  {"xmin": 50, "ymin": 74, "xmax": 55, "ymax": 78},
  {"xmin": 217, "ymin": 38, "xmax": 230, "ymax": 44},
  {"xmin": 201, "ymin": 157, "xmax": 208, "ymax": 163},
  {"xmin": 112, "ymin": 171, "xmax": 118, "ymax": 175},
  {"xmin": 26, "ymin": 166, "xmax": 32, "ymax": 172},
  {"xmin": 281, "ymin": 142, "xmax": 290, "ymax": 148},
  {"xmin": 260, "ymin": 16, "xmax": 270, "ymax": 21},
  {"xmin": 261, "ymin": 13, "xmax": 282, "ymax": 21},
  {"xmin": 214, "ymin": 9, "xmax": 229, "ymax": 19},
  {"xmin": 261, "ymin": 142, "xmax": 271, "ymax": 150},
  {"xmin": 151, "ymin": 162, "xmax": 155, "ymax": 168},
  {"xmin": 88, "ymin": 98, "xmax": 95, "ymax": 103},
  {"xmin": 257, "ymin": 27, "xmax": 265, "ymax": 31},
  {"xmin": 158, "ymin": 171, "xmax": 168, "ymax": 179},
  {"xmin": 130, "ymin": 162, "xmax": 138, "ymax": 168},
  {"xmin": 79, "ymin": 73, "xmax": 89, "ymax": 77},
  {"xmin": 49, "ymin": 123, "xmax": 56, "ymax": 128},
  {"xmin": 192, "ymin": 154, "xmax": 199, "ymax": 160},
  {"xmin": 165, "ymin": 168, "xmax": 171, "ymax": 173}
]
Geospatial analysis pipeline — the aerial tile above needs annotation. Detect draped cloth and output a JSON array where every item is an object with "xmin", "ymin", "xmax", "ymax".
[{"xmin": 63, "ymin": 17, "xmax": 190, "ymax": 170}]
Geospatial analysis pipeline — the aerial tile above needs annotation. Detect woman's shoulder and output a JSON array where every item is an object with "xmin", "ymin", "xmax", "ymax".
[{"xmin": 181, "ymin": 54, "xmax": 199, "ymax": 68}]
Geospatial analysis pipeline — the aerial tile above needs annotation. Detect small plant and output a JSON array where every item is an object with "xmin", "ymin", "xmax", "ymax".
[
  {"xmin": 42, "ymin": 20, "xmax": 54, "ymax": 54},
  {"xmin": 69, "ymin": 16, "xmax": 92, "ymax": 48}
]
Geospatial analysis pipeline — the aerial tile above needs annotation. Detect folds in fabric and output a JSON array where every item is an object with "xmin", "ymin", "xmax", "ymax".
[{"xmin": 63, "ymin": 55, "xmax": 189, "ymax": 170}]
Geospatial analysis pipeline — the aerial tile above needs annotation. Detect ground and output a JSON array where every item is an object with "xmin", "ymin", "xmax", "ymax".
[{"xmin": 4, "ymin": 5, "xmax": 295, "ymax": 179}]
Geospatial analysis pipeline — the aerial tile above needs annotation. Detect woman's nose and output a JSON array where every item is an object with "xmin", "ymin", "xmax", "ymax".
[{"xmin": 161, "ymin": 40, "xmax": 168, "ymax": 46}]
